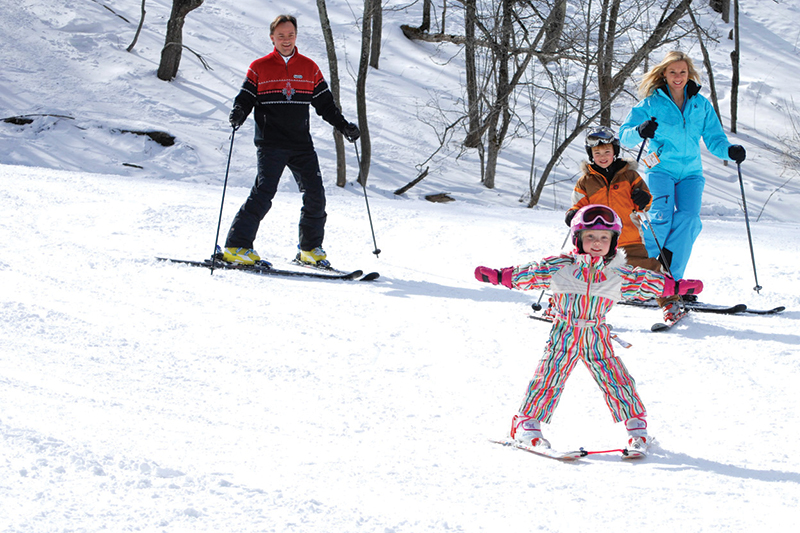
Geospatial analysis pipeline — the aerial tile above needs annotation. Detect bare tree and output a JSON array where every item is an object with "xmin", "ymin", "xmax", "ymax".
[
  {"xmin": 596, "ymin": 0, "xmax": 621, "ymax": 126},
  {"xmin": 528, "ymin": 0, "xmax": 695, "ymax": 206},
  {"xmin": 709, "ymin": 0, "xmax": 731, "ymax": 23},
  {"xmin": 370, "ymin": 0, "xmax": 383, "ymax": 69},
  {"xmin": 402, "ymin": 0, "xmax": 694, "ymax": 198},
  {"xmin": 317, "ymin": 0, "xmax": 348, "ymax": 187},
  {"xmin": 127, "ymin": 0, "xmax": 147, "ymax": 52},
  {"xmin": 356, "ymin": 0, "xmax": 374, "ymax": 184},
  {"xmin": 730, "ymin": 0, "xmax": 740, "ymax": 133},
  {"xmin": 157, "ymin": 0, "xmax": 204, "ymax": 81},
  {"xmin": 421, "ymin": 0, "xmax": 432, "ymax": 31}
]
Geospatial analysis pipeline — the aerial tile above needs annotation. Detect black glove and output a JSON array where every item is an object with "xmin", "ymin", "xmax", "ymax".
[
  {"xmin": 565, "ymin": 209, "xmax": 578, "ymax": 227},
  {"xmin": 637, "ymin": 119, "xmax": 658, "ymax": 139},
  {"xmin": 728, "ymin": 145, "xmax": 746, "ymax": 164},
  {"xmin": 229, "ymin": 105, "xmax": 247, "ymax": 130},
  {"xmin": 631, "ymin": 188, "xmax": 652, "ymax": 210},
  {"xmin": 339, "ymin": 122, "xmax": 360, "ymax": 142}
]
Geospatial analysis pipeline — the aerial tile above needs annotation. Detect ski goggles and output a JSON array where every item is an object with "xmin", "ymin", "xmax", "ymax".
[
  {"xmin": 579, "ymin": 205, "xmax": 617, "ymax": 227},
  {"xmin": 585, "ymin": 127, "xmax": 617, "ymax": 147}
]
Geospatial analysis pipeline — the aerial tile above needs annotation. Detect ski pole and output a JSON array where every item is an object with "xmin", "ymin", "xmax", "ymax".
[
  {"xmin": 636, "ymin": 142, "xmax": 646, "ymax": 163},
  {"xmin": 210, "ymin": 127, "xmax": 237, "ymax": 275},
  {"xmin": 636, "ymin": 210, "xmax": 675, "ymax": 279},
  {"xmin": 353, "ymin": 141, "xmax": 381, "ymax": 257},
  {"xmin": 531, "ymin": 227, "xmax": 571, "ymax": 311},
  {"xmin": 635, "ymin": 210, "xmax": 690, "ymax": 306},
  {"xmin": 736, "ymin": 162, "xmax": 762, "ymax": 292}
]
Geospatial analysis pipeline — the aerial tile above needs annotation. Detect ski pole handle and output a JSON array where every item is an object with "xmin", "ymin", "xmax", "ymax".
[{"xmin": 635, "ymin": 117, "xmax": 656, "ymax": 163}]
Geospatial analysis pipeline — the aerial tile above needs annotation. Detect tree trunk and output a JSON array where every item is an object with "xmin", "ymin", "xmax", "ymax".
[
  {"xmin": 482, "ymin": 0, "xmax": 513, "ymax": 189},
  {"xmin": 316, "ymin": 0, "xmax": 347, "ymax": 187},
  {"xmin": 127, "ymin": 0, "xmax": 147, "ymax": 52},
  {"xmin": 730, "ymin": 0, "xmax": 740, "ymax": 133},
  {"xmin": 369, "ymin": 0, "xmax": 382, "ymax": 69},
  {"xmin": 597, "ymin": 0, "xmax": 620, "ymax": 126},
  {"xmin": 421, "ymin": 0, "xmax": 431, "ymax": 32},
  {"xmin": 463, "ymin": 0, "xmax": 481, "ymax": 148},
  {"xmin": 157, "ymin": 0, "xmax": 203, "ymax": 81},
  {"xmin": 356, "ymin": 0, "xmax": 373, "ymax": 184},
  {"xmin": 484, "ymin": 126, "xmax": 501, "ymax": 189},
  {"xmin": 710, "ymin": 0, "xmax": 731, "ymax": 23},
  {"xmin": 542, "ymin": 0, "xmax": 566, "ymax": 60}
]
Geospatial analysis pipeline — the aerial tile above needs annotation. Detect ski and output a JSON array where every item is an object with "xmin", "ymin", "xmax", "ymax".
[
  {"xmin": 620, "ymin": 299, "xmax": 748, "ymax": 315},
  {"xmin": 741, "ymin": 306, "xmax": 785, "ymax": 315},
  {"xmin": 621, "ymin": 448, "xmax": 647, "ymax": 460},
  {"xmin": 290, "ymin": 258, "xmax": 380, "ymax": 281},
  {"xmin": 528, "ymin": 314, "xmax": 632, "ymax": 348},
  {"xmin": 490, "ymin": 439, "xmax": 585, "ymax": 461},
  {"xmin": 651, "ymin": 310, "xmax": 689, "ymax": 332},
  {"xmin": 492, "ymin": 439, "xmax": 639, "ymax": 461},
  {"xmin": 157, "ymin": 257, "xmax": 366, "ymax": 281},
  {"xmin": 683, "ymin": 302, "xmax": 748, "ymax": 315}
]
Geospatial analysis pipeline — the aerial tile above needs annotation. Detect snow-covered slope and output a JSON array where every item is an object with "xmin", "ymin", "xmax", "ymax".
[{"xmin": 2, "ymin": 163, "xmax": 798, "ymax": 532}]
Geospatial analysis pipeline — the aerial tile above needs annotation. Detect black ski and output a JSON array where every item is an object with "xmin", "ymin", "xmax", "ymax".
[
  {"xmin": 684, "ymin": 302, "xmax": 748, "ymax": 315},
  {"xmin": 620, "ymin": 299, "xmax": 748, "ymax": 315},
  {"xmin": 290, "ymin": 258, "xmax": 380, "ymax": 281},
  {"xmin": 741, "ymin": 306, "xmax": 785, "ymax": 315},
  {"xmin": 157, "ymin": 257, "xmax": 366, "ymax": 281}
]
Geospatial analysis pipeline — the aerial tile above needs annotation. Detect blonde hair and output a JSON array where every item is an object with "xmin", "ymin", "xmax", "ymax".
[{"xmin": 638, "ymin": 51, "xmax": 701, "ymax": 98}]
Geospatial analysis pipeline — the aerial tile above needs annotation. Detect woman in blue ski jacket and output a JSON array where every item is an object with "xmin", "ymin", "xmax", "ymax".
[{"xmin": 619, "ymin": 52, "xmax": 746, "ymax": 292}]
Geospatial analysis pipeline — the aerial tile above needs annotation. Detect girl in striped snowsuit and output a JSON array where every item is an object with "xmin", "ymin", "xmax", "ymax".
[{"xmin": 475, "ymin": 205, "xmax": 703, "ymax": 454}]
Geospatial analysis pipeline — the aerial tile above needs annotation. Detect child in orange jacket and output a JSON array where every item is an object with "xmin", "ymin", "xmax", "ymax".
[{"xmin": 566, "ymin": 126, "xmax": 683, "ymax": 322}]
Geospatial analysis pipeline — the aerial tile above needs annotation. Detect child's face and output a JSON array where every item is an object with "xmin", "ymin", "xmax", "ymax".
[
  {"xmin": 581, "ymin": 230, "xmax": 613, "ymax": 257},
  {"xmin": 591, "ymin": 144, "xmax": 615, "ymax": 168}
]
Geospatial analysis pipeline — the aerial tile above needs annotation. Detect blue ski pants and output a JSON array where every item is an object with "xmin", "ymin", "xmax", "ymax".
[{"xmin": 643, "ymin": 172, "xmax": 705, "ymax": 279}]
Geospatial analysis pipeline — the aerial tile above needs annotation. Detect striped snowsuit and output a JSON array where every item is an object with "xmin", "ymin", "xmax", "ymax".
[{"xmin": 512, "ymin": 251, "xmax": 665, "ymax": 424}]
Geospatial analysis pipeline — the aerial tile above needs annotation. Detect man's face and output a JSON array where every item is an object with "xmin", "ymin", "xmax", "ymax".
[{"xmin": 271, "ymin": 21, "xmax": 297, "ymax": 57}]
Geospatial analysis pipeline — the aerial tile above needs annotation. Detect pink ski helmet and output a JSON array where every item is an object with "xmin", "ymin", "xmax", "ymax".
[{"xmin": 570, "ymin": 204, "xmax": 623, "ymax": 256}]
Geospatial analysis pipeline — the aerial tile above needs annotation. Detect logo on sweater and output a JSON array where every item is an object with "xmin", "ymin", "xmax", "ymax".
[
  {"xmin": 293, "ymin": 75, "xmax": 303, "ymax": 79},
  {"xmin": 282, "ymin": 82, "xmax": 295, "ymax": 100}
]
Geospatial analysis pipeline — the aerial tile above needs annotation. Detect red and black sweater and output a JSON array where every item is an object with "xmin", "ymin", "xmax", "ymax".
[{"xmin": 233, "ymin": 47, "xmax": 348, "ymax": 150}]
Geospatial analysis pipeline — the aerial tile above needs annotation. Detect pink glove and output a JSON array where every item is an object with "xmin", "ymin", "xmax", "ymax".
[
  {"xmin": 661, "ymin": 275, "xmax": 704, "ymax": 297},
  {"xmin": 474, "ymin": 266, "xmax": 514, "ymax": 289}
]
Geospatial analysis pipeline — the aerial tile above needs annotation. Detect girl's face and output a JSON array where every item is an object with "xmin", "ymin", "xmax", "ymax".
[
  {"xmin": 664, "ymin": 60, "xmax": 689, "ymax": 95},
  {"xmin": 581, "ymin": 230, "xmax": 613, "ymax": 258}
]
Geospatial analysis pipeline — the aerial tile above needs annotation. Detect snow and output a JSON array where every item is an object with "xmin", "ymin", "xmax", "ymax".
[{"xmin": 1, "ymin": 1, "xmax": 799, "ymax": 532}]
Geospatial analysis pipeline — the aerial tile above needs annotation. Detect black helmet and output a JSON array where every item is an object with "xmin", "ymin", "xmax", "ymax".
[{"xmin": 585, "ymin": 126, "xmax": 620, "ymax": 162}]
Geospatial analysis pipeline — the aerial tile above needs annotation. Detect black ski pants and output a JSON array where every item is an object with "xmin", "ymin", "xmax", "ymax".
[{"xmin": 225, "ymin": 146, "xmax": 327, "ymax": 251}]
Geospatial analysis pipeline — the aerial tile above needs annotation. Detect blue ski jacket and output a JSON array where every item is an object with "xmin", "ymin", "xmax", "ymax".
[{"xmin": 619, "ymin": 81, "xmax": 733, "ymax": 179}]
